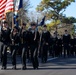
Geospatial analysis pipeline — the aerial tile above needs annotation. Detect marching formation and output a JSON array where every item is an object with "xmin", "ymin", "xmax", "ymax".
[{"xmin": 0, "ymin": 21, "xmax": 76, "ymax": 70}]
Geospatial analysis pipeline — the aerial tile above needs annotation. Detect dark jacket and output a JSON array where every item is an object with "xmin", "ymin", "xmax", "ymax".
[
  {"xmin": 11, "ymin": 32, "xmax": 21, "ymax": 45},
  {"xmin": 63, "ymin": 34, "xmax": 71, "ymax": 44},
  {"xmin": 41, "ymin": 31, "xmax": 50, "ymax": 45},
  {"xmin": 29, "ymin": 30, "xmax": 40, "ymax": 46},
  {"xmin": 0, "ymin": 27, "xmax": 11, "ymax": 44}
]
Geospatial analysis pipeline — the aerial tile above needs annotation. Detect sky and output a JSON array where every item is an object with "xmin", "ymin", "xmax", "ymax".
[{"xmin": 29, "ymin": 0, "xmax": 76, "ymax": 18}]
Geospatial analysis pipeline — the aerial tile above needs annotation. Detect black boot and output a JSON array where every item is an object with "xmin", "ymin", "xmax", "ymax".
[
  {"xmin": 12, "ymin": 65, "xmax": 16, "ymax": 70},
  {"xmin": 22, "ymin": 66, "xmax": 27, "ymax": 70}
]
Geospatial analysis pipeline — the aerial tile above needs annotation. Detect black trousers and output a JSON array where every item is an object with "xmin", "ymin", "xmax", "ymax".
[
  {"xmin": 1, "ymin": 43, "xmax": 4, "ymax": 62},
  {"xmin": 41, "ymin": 44, "xmax": 48, "ymax": 63},
  {"xmin": 11, "ymin": 45, "xmax": 18, "ymax": 67},
  {"xmin": 26, "ymin": 46, "xmax": 30, "ymax": 60},
  {"xmin": 63, "ymin": 44, "xmax": 70, "ymax": 57},
  {"xmin": 56, "ymin": 45, "xmax": 62, "ymax": 56},
  {"xmin": 1, "ymin": 43, "xmax": 8, "ymax": 68},
  {"xmin": 21, "ymin": 44, "xmax": 28, "ymax": 68},
  {"xmin": 30, "ymin": 45, "xmax": 39, "ymax": 69},
  {"xmin": 74, "ymin": 46, "xmax": 76, "ymax": 55},
  {"xmin": 38, "ymin": 44, "xmax": 42, "ymax": 58}
]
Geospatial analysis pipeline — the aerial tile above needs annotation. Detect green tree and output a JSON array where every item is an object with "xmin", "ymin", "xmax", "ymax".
[
  {"xmin": 62, "ymin": 17, "xmax": 76, "ymax": 24},
  {"xmin": 36, "ymin": 0, "xmax": 75, "ymax": 21}
]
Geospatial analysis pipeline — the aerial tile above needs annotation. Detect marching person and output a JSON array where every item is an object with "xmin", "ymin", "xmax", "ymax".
[
  {"xmin": 56, "ymin": 34, "xmax": 62, "ymax": 57},
  {"xmin": 26, "ymin": 28, "xmax": 31, "ymax": 62},
  {"xmin": 52, "ymin": 32, "xmax": 57, "ymax": 57},
  {"xmin": 11, "ymin": 26, "xmax": 20, "ymax": 69},
  {"xmin": 41, "ymin": 25, "xmax": 50, "ymax": 63},
  {"xmin": 30, "ymin": 22, "xmax": 40, "ymax": 69},
  {"xmin": 63, "ymin": 30, "xmax": 71, "ymax": 57},
  {"xmin": 73, "ymin": 35, "xmax": 76, "ymax": 56},
  {"xmin": 70, "ymin": 34, "xmax": 74, "ymax": 56},
  {"xmin": 20, "ymin": 23, "xmax": 29, "ymax": 70},
  {"xmin": 0, "ymin": 21, "xmax": 11, "ymax": 70}
]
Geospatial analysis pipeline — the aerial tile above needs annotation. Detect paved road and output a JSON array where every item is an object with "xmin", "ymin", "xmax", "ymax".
[{"xmin": 0, "ymin": 56, "xmax": 76, "ymax": 75}]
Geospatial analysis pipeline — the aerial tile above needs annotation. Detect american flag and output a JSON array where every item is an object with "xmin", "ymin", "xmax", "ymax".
[
  {"xmin": 5, "ymin": 0, "xmax": 14, "ymax": 14},
  {"xmin": 0, "ymin": 0, "xmax": 7, "ymax": 20},
  {"xmin": 0, "ymin": 0, "xmax": 14, "ymax": 20}
]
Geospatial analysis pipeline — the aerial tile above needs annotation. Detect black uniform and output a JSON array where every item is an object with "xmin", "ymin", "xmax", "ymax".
[
  {"xmin": 30, "ymin": 30, "xmax": 40, "ymax": 69},
  {"xmin": 70, "ymin": 38, "xmax": 74, "ymax": 56},
  {"xmin": 0, "ymin": 27, "xmax": 11, "ymax": 69},
  {"xmin": 41, "ymin": 31, "xmax": 50, "ymax": 63},
  {"xmin": 56, "ymin": 37, "xmax": 62, "ymax": 57},
  {"xmin": 11, "ymin": 27, "xmax": 20, "ymax": 69},
  {"xmin": 52, "ymin": 35, "xmax": 57, "ymax": 57},
  {"xmin": 24, "ymin": 29, "xmax": 32, "ymax": 62},
  {"xmin": 38, "ymin": 32, "xmax": 43, "ymax": 58},
  {"xmin": 73, "ymin": 37, "xmax": 76, "ymax": 55},
  {"xmin": 48, "ymin": 35, "xmax": 53, "ymax": 56},
  {"xmin": 21, "ymin": 28, "xmax": 30, "ymax": 69},
  {"xmin": 63, "ymin": 34, "xmax": 71, "ymax": 57}
]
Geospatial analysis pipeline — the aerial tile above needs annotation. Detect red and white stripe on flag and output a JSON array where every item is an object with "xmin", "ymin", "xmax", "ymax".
[
  {"xmin": 5, "ymin": 0, "xmax": 14, "ymax": 14},
  {"xmin": 0, "ymin": 0, "xmax": 7, "ymax": 20}
]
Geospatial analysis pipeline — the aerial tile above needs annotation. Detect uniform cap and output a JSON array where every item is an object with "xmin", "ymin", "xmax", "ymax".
[
  {"xmin": 43, "ymin": 25, "xmax": 47, "ymax": 27},
  {"xmin": 31, "ymin": 22, "xmax": 36, "ymax": 26},
  {"xmin": 22, "ymin": 23, "xmax": 26, "ymax": 26},
  {"xmin": 13, "ymin": 26, "xmax": 19, "ymax": 31},
  {"xmin": 65, "ymin": 30, "xmax": 67, "ymax": 32}
]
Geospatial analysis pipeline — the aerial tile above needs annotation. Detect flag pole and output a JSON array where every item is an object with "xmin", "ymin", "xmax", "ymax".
[
  {"xmin": 12, "ymin": 13, "xmax": 14, "ymax": 29},
  {"xmin": 21, "ymin": 18, "xmax": 23, "ymax": 27}
]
